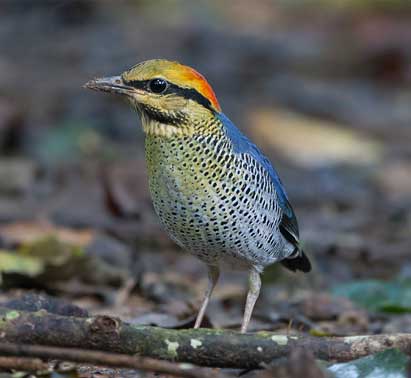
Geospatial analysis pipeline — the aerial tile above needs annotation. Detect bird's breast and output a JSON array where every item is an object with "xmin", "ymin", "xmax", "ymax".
[
  {"xmin": 144, "ymin": 133, "xmax": 285, "ymax": 268},
  {"xmin": 145, "ymin": 133, "xmax": 229, "ymax": 213}
]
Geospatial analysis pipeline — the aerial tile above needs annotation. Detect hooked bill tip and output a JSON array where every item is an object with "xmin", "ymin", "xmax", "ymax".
[{"xmin": 83, "ymin": 79, "xmax": 99, "ymax": 90}]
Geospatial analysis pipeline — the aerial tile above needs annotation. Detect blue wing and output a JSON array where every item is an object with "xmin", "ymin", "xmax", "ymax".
[{"xmin": 217, "ymin": 112, "xmax": 300, "ymax": 243}]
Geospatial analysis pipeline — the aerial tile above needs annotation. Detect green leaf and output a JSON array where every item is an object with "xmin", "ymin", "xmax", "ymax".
[
  {"xmin": 0, "ymin": 237, "xmax": 87, "ymax": 287},
  {"xmin": 0, "ymin": 250, "xmax": 44, "ymax": 284},
  {"xmin": 332, "ymin": 279, "xmax": 411, "ymax": 313},
  {"xmin": 329, "ymin": 349, "xmax": 410, "ymax": 378},
  {"xmin": 0, "ymin": 236, "xmax": 129, "ymax": 289}
]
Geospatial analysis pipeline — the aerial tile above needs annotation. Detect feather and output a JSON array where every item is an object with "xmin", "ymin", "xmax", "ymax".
[
  {"xmin": 280, "ymin": 250, "xmax": 311, "ymax": 272},
  {"xmin": 218, "ymin": 113, "xmax": 311, "ymax": 272}
]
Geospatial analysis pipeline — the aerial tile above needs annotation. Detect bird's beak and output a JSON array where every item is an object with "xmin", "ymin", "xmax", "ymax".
[{"xmin": 84, "ymin": 76, "xmax": 136, "ymax": 97}]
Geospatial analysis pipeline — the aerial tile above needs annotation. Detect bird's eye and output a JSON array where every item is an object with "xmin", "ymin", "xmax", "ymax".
[{"xmin": 149, "ymin": 78, "xmax": 168, "ymax": 94}]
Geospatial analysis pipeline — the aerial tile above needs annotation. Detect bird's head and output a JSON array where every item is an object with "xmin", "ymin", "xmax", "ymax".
[{"xmin": 85, "ymin": 59, "xmax": 221, "ymax": 137}]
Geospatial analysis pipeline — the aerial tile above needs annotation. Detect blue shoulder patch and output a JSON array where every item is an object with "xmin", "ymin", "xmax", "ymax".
[{"xmin": 217, "ymin": 112, "xmax": 294, "ymax": 219}]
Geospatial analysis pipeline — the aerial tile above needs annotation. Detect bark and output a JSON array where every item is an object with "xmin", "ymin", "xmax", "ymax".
[
  {"xmin": 0, "ymin": 307, "xmax": 410, "ymax": 369},
  {"xmin": 0, "ymin": 356, "xmax": 47, "ymax": 371},
  {"xmin": 0, "ymin": 343, "xmax": 227, "ymax": 378}
]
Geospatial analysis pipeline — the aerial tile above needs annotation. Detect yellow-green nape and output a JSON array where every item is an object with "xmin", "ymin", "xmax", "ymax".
[{"xmin": 122, "ymin": 59, "xmax": 221, "ymax": 112}]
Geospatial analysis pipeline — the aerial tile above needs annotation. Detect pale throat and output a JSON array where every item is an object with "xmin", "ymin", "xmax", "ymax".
[
  {"xmin": 140, "ymin": 113, "xmax": 219, "ymax": 138},
  {"xmin": 141, "ymin": 118, "xmax": 185, "ymax": 138},
  {"xmin": 137, "ymin": 100, "xmax": 223, "ymax": 139}
]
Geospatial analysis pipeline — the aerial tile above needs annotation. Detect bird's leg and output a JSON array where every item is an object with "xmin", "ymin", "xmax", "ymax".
[
  {"xmin": 194, "ymin": 265, "xmax": 220, "ymax": 329},
  {"xmin": 241, "ymin": 268, "xmax": 261, "ymax": 333}
]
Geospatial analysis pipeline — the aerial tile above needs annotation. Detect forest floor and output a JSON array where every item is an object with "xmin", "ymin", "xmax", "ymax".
[{"xmin": 0, "ymin": 1, "xmax": 410, "ymax": 377}]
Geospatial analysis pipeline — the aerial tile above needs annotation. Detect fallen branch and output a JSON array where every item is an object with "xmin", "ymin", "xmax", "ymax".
[
  {"xmin": 0, "ymin": 307, "xmax": 410, "ymax": 368},
  {"xmin": 0, "ymin": 343, "xmax": 226, "ymax": 378}
]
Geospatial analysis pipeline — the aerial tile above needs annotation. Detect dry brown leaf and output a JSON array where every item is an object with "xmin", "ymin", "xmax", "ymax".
[
  {"xmin": 248, "ymin": 108, "xmax": 383, "ymax": 167},
  {"xmin": 0, "ymin": 221, "xmax": 95, "ymax": 247}
]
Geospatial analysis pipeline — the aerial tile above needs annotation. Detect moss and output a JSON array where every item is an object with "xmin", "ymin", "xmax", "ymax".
[
  {"xmin": 271, "ymin": 335, "xmax": 289, "ymax": 345},
  {"xmin": 310, "ymin": 328, "xmax": 332, "ymax": 337},
  {"xmin": 5, "ymin": 310, "xmax": 20, "ymax": 321},
  {"xmin": 190, "ymin": 338, "xmax": 202, "ymax": 349},
  {"xmin": 165, "ymin": 339, "xmax": 179, "ymax": 358}
]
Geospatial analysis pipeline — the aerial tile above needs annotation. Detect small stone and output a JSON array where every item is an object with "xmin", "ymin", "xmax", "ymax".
[{"xmin": 0, "ymin": 158, "xmax": 36, "ymax": 195}]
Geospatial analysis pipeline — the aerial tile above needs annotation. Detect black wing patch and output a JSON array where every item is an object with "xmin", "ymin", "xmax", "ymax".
[
  {"xmin": 279, "ymin": 207, "xmax": 299, "ymax": 246},
  {"xmin": 279, "ymin": 202, "xmax": 312, "ymax": 273},
  {"xmin": 281, "ymin": 250, "xmax": 311, "ymax": 272}
]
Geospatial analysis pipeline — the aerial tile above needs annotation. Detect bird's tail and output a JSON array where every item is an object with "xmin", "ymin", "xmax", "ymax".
[{"xmin": 281, "ymin": 250, "xmax": 311, "ymax": 273}]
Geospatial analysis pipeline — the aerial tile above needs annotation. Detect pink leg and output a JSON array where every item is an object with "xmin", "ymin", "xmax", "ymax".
[
  {"xmin": 194, "ymin": 265, "xmax": 220, "ymax": 329},
  {"xmin": 241, "ymin": 268, "xmax": 261, "ymax": 333}
]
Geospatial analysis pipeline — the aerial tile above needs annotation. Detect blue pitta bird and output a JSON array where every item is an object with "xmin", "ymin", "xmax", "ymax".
[{"xmin": 86, "ymin": 59, "xmax": 311, "ymax": 332}]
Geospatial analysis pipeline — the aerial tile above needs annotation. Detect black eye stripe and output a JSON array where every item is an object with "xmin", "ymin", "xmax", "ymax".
[
  {"xmin": 122, "ymin": 79, "xmax": 214, "ymax": 112},
  {"xmin": 169, "ymin": 85, "xmax": 214, "ymax": 112},
  {"xmin": 123, "ymin": 79, "xmax": 146, "ymax": 90}
]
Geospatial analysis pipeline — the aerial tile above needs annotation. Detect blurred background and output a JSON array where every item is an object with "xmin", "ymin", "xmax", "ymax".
[{"xmin": 0, "ymin": 0, "xmax": 410, "ymax": 338}]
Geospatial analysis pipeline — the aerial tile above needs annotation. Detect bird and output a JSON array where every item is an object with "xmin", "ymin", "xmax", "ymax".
[{"xmin": 85, "ymin": 59, "xmax": 311, "ymax": 333}]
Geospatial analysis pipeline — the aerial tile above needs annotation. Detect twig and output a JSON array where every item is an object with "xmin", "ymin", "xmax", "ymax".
[
  {"xmin": 0, "ymin": 356, "xmax": 47, "ymax": 371},
  {"xmin": 1, "ymin": 307, "xmax": 411, "ymax": 368},
  {"xmin": 0, "ymin": 343, "xmax": 226, "ymax": 378}
]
